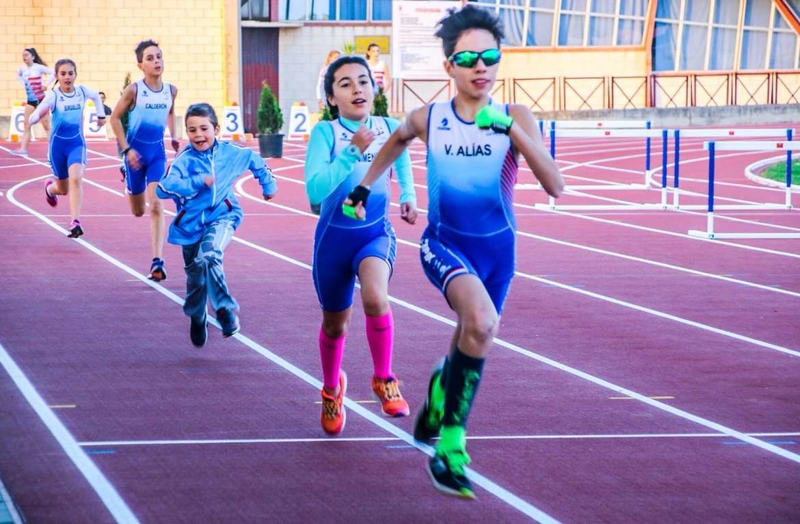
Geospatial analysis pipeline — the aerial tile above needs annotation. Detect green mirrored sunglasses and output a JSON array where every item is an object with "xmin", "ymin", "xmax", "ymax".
[{"xmin": 448, "ymin": 49, "xmax": 502, "ymax": 68}]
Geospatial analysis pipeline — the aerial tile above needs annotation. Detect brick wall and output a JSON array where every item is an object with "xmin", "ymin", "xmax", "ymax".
[{"xmin": 0, "ymin": 0, "xmax": 240, "ymax": 135}]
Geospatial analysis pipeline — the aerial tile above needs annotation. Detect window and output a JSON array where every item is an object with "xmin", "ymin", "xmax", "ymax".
[
  {"xmin": 653, "ymin": 0, "xmax": 799, "ymax": 72},
  {"xmin": 277, "ymin": 0, "xmax": 388, "ymax": 22},
  {"xmin": 470, "ymin": 0, "xmax": 646, "ymax": 47},
  {"xmin": 241, "ymin": 0, "xmax": 270, "ymax": 21}
]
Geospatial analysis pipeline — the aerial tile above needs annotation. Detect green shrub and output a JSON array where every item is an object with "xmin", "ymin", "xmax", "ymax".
[
  {"xmin": 372, "ymin": 87, "xmax": 388, "ymax": 117},
  {"xmin": 256, "ymin": 81, "xmax": 283, "ymax": 134}
]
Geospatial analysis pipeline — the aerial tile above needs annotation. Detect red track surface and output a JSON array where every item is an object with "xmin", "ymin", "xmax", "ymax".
[{"xmin": 1, "ymin": 129, "xmax": 798, "ymax": 523}]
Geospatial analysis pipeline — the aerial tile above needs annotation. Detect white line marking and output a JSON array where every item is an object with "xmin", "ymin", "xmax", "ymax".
[
  {"xmin": 0, "ymin": 476, "xmax": 23, "ymax": 524},
  {"xmin": 78, "ymin": 431, "xmax": 800, "ymax": 447},
  {"xmin": 515, "ymin": 231, "xmax": 800, "ymax": 298},
  {"xmin": 0, "ymin": 341, "xmax": 139, "ymax": 523},
  {"xmin": 6, "ymin": 176, "xmax": 559, "ymax": 524}
]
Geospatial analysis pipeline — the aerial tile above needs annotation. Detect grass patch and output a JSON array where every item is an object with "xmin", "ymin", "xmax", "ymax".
[{"xmin": 762, "ymin": 159, "xmax": 800, "ymax": 184}]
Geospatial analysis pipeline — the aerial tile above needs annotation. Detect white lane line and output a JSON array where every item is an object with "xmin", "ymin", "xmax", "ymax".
[
  {"xmin": 515, "ymin": 230, "xmax": 800, "ymax": 299},
  {"xmin": 78, "ymin": 431, "xmax": 800, "ymax": 447},
  {"xmin": 0, "ymin": 341, "xmax": 139, "ymax": 523},
  {"xmin": 6, "ymin": 176, "xmax": 559, "ymax": 524},
  {"xmin": 231, "ymin": 182, "xmax": 800, "ymax": 459},
  {"xmin": 518, "ymin": 202, "xmax": 800, "ymax": 260},
  {"xmin": 233, "ymin": 179, "xmax": 800, "ymax": 357},
  {"xmin": 233, "ymin": 173, "xmax": 800, "ymax": 299}
]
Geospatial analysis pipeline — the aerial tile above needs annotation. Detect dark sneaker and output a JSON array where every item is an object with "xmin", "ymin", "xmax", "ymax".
[
  {"xmin": 216, "ymin": 308, "xmax": 240, "ymax": 337},
  {"xmin": 413, "ymin": 358, "xmax": 446, "ymax": 444},
  {"xmin": 44, "ymin": 179, "xmax": 58, "ymax": 207},
  {"xmin": 147, "ymin": 258, "xmax": 166, "ymax": 281},
  {"xmin": 427, "ymin": 448, "xmax": 475, "ymax": 500},
  {"xmin": 190, "ymin": 315, "xmax": 208, "ymax": 347},
  {"xmin": 67, "ymin": 219, "xmax": 83, "ymax": 238}
]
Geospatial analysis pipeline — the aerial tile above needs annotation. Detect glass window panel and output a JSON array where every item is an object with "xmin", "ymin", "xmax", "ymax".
[
  {"xmin": 558, "ymin": 13, "xmax": 585, "ymax": 45},
  {"xmin": 588, "ymin": 16, "xmax": 614, "ymax": 45},
  {"xmin": 683, "ymin": 0, "xmax": 711, "ymax": 22},
  {"xmin": 680, "ymin": 24, "xmax": 708, "ymax": 70},
  {"xmin": 709, "ymin": 27, "xmax": 736, "ymax": 69},
  {"xmin": 590, "ymin": 0, "xmax": 616, "ymax": 14},
  {"xmin": 617, "ymin": 18, "xmax": 644, "ymax": 45},
  {"xmin": 652, "ymin": 21, "xmax": 677, "ymax": 70},
  {"xmin": 527, "ymin": 10, "xmax": 555, "ymax": 45},
  {"xmin": 500, "ymin": 8, "xmax": 525, "ymax": 46},
  {"xmin": 619, "ymin": 0, "xmax": 647, "ymax": 17},
  {"xmin": 561, "ymin": 0, "xmax": 588, "ymax": 12},
  {"xmin": 309, "ymin": 0, "xmax": 333, "ymax": 21},
  {"xmin": 500, "ymin": 0, "xmax": 527, "ymax": 5},
  {"xmin": 241, "ymin": 0, "xmax": 270, "ymax": 20},
  {"xmin": 743, "ymin": 0, "xmax": 771, "ymax": 27},
  {"xmin": 530, "ymin": 0, "xmax": 556, "ymax": 7},
  {"xmin": 340, "ymin": 0, "xmax": 368, "ymax": 20},
  {"xmin": 656, "ymin": 0, "xmax": 682, "ymax": 20},
  {"xmin": 373, "ymin": 0, "xmax": 392, "ymax": 21},
  {"xmin": 279, "ymin": 0, "xmax": 307, "ymax": 21},
  {"xmin": 774, "ymin": 9, "xmax": 790, "ymax": 29},
  {"xmin": 788, "ymin": 0, "xmax": 800, "ymax": 17},
  {"xmin": 770, "ymin": 31, "xmax": 798, "ymax": 69},
  {"xmin": 712, "ymin": 0, "xmax": 739, "ymax": 25},
  {"xmin": 740, "ymin": 29, "xmax": 768, "ymax": 69}
]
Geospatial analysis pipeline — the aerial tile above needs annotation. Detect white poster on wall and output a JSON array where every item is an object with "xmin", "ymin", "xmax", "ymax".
[{"xmin": 392, "ymin": 1, "xmax": 461, "ymax": 79}]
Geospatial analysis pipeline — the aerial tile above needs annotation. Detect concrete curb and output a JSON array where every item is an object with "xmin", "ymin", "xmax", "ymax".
[{"xmin": 744, "ymin": 155, "xmax": 793, "ymax": 188}]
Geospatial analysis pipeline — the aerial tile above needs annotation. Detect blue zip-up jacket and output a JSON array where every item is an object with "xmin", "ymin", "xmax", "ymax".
[{"xmin": 156, "ymin": 140, "xmax": 277, "ymax": 245}]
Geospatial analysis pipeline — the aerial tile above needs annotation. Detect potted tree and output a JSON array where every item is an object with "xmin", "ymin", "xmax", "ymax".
[
  {"xmin": 257, "ymin": 80, "xmax": 284, "ymax": 158},
  {"xmin": 372, "ymin": 86, "xmax": 388, "ymax": 117}
]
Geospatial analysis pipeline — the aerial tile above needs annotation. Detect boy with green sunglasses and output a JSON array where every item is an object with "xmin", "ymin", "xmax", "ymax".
[{"xmin": 343, "ymin": 4, "xmax": 564, "ymax": 499}]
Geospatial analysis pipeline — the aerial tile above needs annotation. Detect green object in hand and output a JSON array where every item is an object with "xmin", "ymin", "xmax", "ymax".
[
  {"xmin": 476, "ymin": 105, "xmax": 514, "ymax": 135},
  {"xmin": 342, "ymin": 203, "xmax": 362, "ymax": 220}
]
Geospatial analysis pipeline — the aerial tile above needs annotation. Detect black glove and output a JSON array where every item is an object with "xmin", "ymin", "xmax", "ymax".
[{"xmin": 343, "ymin": 185, "xmax": 371, "ymax": 220}]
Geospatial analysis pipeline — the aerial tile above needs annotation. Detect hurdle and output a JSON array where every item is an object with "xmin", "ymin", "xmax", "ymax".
[
  {"xmin": 534, "ymin": 128, "xmax": 670, "ymax": 211},
  {"xmin": 548, "ymin": 120, "xmax": 655, "ymax": 171},
  {"xmin": 671, "ymin": 128, "xmax": 794, "ymax": 208},
  {"xmin": 688, "ymin": 141, "xmax": 800, "ymax": 239}
]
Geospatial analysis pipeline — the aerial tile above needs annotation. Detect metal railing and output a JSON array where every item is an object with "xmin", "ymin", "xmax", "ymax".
[{"xmin": 389, "ymin": 70, "xmax": 800, "ymax": 112}]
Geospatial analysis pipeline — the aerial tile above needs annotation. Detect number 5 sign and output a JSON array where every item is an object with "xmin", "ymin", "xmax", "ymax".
[
  {"xmin": 288, "ymin": 102, "xmax": 309, "ymax": 141},
  {"xmin": 83, "ymin": 101, "xmax": 107, "ymax": 140},
  {"xmin": 220, "ymin": 105, "xmax": 244, "ymax": 141}
]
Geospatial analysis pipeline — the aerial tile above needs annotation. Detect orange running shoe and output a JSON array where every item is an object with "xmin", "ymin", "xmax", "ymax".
[
  {"xmin": 372, "ymin": 376, "xmax": 410, "ymax": 417},
  {"xmin": 321, "ymin": 371, "xmax": 347, "ymax": 435}
]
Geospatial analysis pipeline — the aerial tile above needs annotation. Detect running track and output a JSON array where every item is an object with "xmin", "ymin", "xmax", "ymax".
[{"xmin": 0, "ymin": 127, "xmax": 798, "ymax": 523}]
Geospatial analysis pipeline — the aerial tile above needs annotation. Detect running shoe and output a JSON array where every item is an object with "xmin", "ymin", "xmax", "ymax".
[
  {"xmin": 147, "ymin": 258, "xmax": 166, "ymax": 281},
  {"xmin": 216, "ymin": 308, "xmax": 240, "ymax": 338},
  {"xmin": 44, "ymin": 179, "xmax": 57, "ymax": 207},
  {"xmin": 321, "ymin": 371, "xmax": 347, "ymax": 435},
  {"xmin": 413, "ymin": 358, "xmax": 446, "ymax": 443},
  {"xmin": 427, "ymin": 447, "xmax": 475, "ymax": 499},
  {"xmin": 372, "ymin": 376, "xmax": 410, "ymax": 417},
  {"xmin": 190, "ymin": 314, "xmax": 208, "ymax": 347},
  {"xmin": 67, "ymin": 219, "xmax": 83, "ymax": 238}
]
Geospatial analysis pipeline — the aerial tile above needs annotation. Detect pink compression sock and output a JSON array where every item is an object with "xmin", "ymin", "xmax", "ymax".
[
  {"xmin": 319, "ymin": 327, "xmax": 345, "ymax": 391},
  {"xmin": 366, "ymin": 310, "xmax": 394, "ymax": 380}
]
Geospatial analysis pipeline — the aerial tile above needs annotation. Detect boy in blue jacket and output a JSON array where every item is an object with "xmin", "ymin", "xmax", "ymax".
[{"xmin": 157, "ymin": 103, "xmax": 277, "ymax": 346}]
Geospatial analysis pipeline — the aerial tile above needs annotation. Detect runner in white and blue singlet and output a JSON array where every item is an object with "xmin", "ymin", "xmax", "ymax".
[
  {"xmin": 30, "ymin": 58, "xmax": 105, "ymax": 238},
  {"xmin": 110, "ymin": 39, "xmax": 180, "ymax": 282},
  {"xmin": 343, "ymin": 5, "xmax": 564, "ymax": 499}
]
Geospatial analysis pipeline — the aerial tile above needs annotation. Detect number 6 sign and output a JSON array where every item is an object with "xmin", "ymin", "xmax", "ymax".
[{"xmin": 7, "ymin": 103, "xmax": 36, "ymax": 141}]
